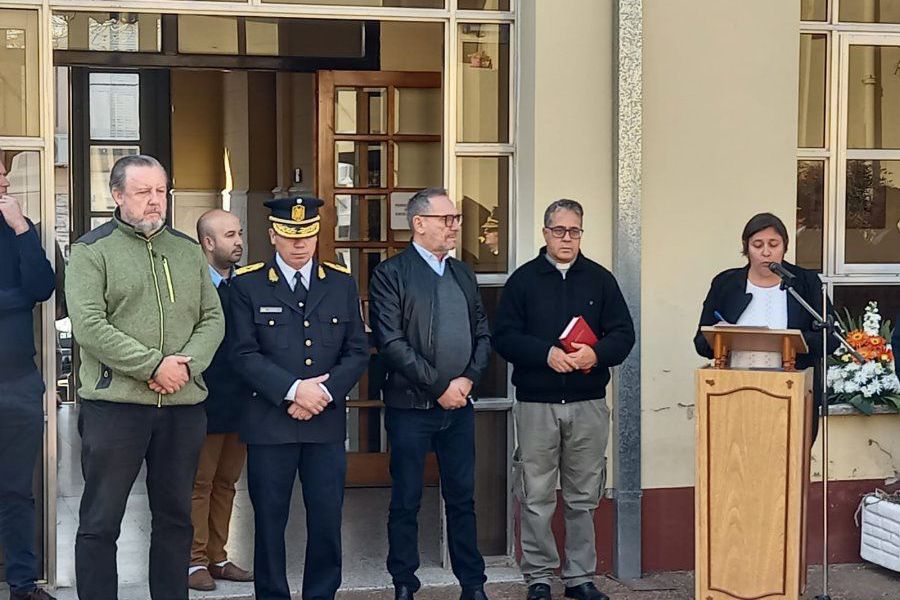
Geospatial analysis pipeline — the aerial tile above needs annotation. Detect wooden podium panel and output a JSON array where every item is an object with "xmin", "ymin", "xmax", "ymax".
[{"xmin": 696, "ymin": 368, "xmax": 812, "ymax": 600}]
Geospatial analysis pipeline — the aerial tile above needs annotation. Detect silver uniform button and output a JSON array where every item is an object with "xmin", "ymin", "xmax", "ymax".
[
  {"xmin": 298, "ymin": 301, "xmax": 304, "ymax": 308},
  {"xmin": 304, "ymin": 320, "xmax": 310, "ymax": 327},
  {"xmin": 268, "ymin": 319, "xmax": 275, "ymax": 326},
  {"xmin": 332, "ymin": 317, "xmax": 339, "ymax": 324}
]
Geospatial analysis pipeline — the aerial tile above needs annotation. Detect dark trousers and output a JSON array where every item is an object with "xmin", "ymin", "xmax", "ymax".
[
  {"xmin": 385, "ymin": 404, "xmax": 486, "ymax": 592},
  {"xmin": 0, "ymin": 370, "xmax": 45, "ymax": 595},
  {"xmin": 247, "ymin": 442, "xmax": 346, "ymax": 600},
  {"xmin": 75, "ymin": 400, "xmax": 206, "ymax": 600}
]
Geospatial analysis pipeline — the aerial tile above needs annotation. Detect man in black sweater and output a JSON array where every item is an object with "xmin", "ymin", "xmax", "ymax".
[
  {"xmin": 494, "ymin": 200, "xmax": 634, "ymax": 600},
  {"xmin": 0, "ymin": 151, "xmax": 57, "ymax": 600}
]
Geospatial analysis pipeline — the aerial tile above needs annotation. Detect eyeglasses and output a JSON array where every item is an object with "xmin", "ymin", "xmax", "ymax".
[
  {"xmin": 418, "ymin": 214, "xmax": 463, "ymax": 227},
  {"xmin": 545, "ymin": 226, "xmax": 584, "ymax": 239}
]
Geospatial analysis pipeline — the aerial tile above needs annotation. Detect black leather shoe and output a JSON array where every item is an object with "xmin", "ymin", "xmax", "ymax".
[
  {"xmin": 395, "ymin": 585, "xmax": 415, "ymax": 600},
  {"xmin": 526, "ymin": 583, "xmax": 552, "ymax": 600},
  {"xmin": 564, "ymin": 582, "xmax": 609, "ymax": 600},
  {"xmin": 460, "ymin": 587, "xmax": 489, "ymax": 600}
]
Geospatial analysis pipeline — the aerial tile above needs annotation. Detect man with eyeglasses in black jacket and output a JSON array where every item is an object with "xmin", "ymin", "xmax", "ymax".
[{"xmin": 494, "ymin": 199, "xmax": 635, "ymax": 600}]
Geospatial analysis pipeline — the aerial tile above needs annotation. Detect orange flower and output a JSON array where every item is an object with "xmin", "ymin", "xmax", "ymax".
[
  {"xmin": 870, "ymin": 336, "xmax": 886, "ymax": 347},
  {"xmin": 848, "ymin": 330, "xmax": 867, "ymax": 348}
]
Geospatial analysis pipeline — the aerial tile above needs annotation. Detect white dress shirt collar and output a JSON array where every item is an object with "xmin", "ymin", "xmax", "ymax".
[{"xmin": 275, "ymin": 253, "xmax": 313, "ymax": 291}]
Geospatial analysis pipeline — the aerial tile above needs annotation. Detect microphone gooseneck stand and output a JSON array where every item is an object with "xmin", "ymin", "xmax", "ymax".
[{"xmin": 770, "ymin": 264, "xmax": 863, "ymax": 600}]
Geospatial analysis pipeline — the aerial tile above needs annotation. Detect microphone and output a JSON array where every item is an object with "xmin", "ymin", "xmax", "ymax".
[{"xmin": 768, "ymin": 262, "xmax": 796, "ymax": 282}]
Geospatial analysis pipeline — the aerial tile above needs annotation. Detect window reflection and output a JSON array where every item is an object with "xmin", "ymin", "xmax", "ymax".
[
  {"xmin": 336, "ymin": 141, "xmax": 387, "ymax": 188},
  {"xmin": 459, "ymin": 157, "xmax": 509, "ymax": 274},
  {"xmin": 840, "ymin": 0, "xmax": 900, "ymax": 23},
  {"xmin": 0, "ymin": 9, "xmax": 40, "ymax": 136},
  {"xmin": 798, "ymin": 34, "xmax": 827, "ymax": 148},
  {"xmin": 844, "ymin": 159, "xmax": 900, "ymax": 264},
  {"xmin": 52, "ymin": 12, "xmax": 161, "ymax": 52},
  {"xmin": 458, "ymin": 23, "xmax": 510, "ymax": 143},
  {"xmin": 797, "ymin": 160, "xmax": 825, "ymax": 271},
  {"xmin": 847, "ymin": 45, "xmax": 900, "ymax": 149}
]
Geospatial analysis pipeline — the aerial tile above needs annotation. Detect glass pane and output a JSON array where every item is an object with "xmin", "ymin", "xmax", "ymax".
[
  {"xmin": 0, "ymin": 9, "xmax": 40, "ymax": 137},
  {"xmin": 334, "ymin": 247, "xmax": 385, "ymax": 287},
  {"xmin": 91, "ymin": 146, "xmax": 140, "ymax": 212},
  {"xmin": 89, "ymin": 73, "xmax": 140, "ymax": 140},
  {"xmin": 336, "ymin": 88, "xmax": 387, "ymax": 135},
  {"xmin": 801, "ymin": 0, "xmax": 828, "ymax": 20},
  {"xmin": 335, "ymin": 194, "xmax": 388, "ymax": 242},
  {"xmin": 459, "ymin": 156, "xmax": 509, "ymax": 274},
  {"xmin": 458, "ymin": 23, "xmax": 510, "ymax": 143},
  {"xmin": 797, "ymin": 160, "xmax": 825, "ymax": 272},
  {"xmin": 460, "ymin": 0, "xmax": 511, "ymax": 9},
  {"xmin": 394, "ymin": 87, "xmax": 442, "ymax": 135},
  {"xmin": 90, "ymin": 215, "xmax": 112, "ymax": 231},
  {"xmin": 833, "ymin": 285, "xmax": 900, "ymax": 324},
  {"xmin": 393, "ymin": 141, "xmax": 442, "ymax": 189},
  {"xmin": 847, "ymin": 45, "xmax": 900, "ymax": 149},
  {"xmin": 798, "ymin": 34, "xmax": 827, "ymax": 148},
  {"xmin": 336, "ymin": 141, "xmax": 387, "ymax": 188},
  {"xmin": 474, "ymin": 409, "xmax": 508, "ymax": 557},
  {"xmin": 262, "ymin": 0, "xmax": 444, "ymax": 6},
  {"xmin": 52, "ymin": 13, "xmax": 161, "ymax": 52},
  {"xmin": 1, "ymin": 150, "xmax": 41, "ymax": 220},
  {"xmin": 273, "ymin": 19, "xmax": 366, "ymax": 58},
  {"xmin": 844, "ymin": 159, "xmax": 900, "ymax": 264},
  {"xmin": 476, "ymin": 286, "xmax": 509, "ymax": 398},
  {"xmin": 178, "ymin": 15, "xmax": 238, "ymax": 55},
  {"xmin": 840, "ymin": 0, "xmax": 900, "ymax": 22}
]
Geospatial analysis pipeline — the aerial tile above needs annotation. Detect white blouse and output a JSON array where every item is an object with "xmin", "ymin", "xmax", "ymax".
[{"xmin": 730, "ymin": 280, "xmax": 788, "ymax": 369}]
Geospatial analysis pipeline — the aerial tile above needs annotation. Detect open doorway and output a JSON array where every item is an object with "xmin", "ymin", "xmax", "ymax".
[{"xmin": 51, "ymin": 13, "xmax": 454, "ymax": 592}]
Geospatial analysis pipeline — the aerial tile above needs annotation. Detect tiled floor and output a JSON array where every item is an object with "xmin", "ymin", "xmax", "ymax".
[{"xmin": 48, "ymin": 404, "xmax": 477, "ymax": 598}]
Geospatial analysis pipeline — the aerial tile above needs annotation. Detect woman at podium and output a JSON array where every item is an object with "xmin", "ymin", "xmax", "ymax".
[{"xmin": 693, "ymin": 212, "xmax": 837, "ymax": 439}]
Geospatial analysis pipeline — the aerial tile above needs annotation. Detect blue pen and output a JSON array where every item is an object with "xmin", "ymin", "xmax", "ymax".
[{"xmin": 713, "ymin": 310, "xmax": 730, "ymax": 324}]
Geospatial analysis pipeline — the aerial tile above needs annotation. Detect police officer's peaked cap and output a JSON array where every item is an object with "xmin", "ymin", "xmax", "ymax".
[{"xmin": 264, "ymin": 196, "xmax": 325, "ymax": 239}]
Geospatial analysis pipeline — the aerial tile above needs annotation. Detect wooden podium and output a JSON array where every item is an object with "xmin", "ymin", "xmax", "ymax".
[{"xmin": 696, "ymin": 326, "xmax": 813, "ymax": 600}]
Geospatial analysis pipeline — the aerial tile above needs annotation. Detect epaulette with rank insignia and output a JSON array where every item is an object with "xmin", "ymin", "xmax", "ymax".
[
  {"xmin": 322, "ymin": 261, "xmax": 351, "ymax": 274},
  {"xmin": 234, "ymin": 262, "xmax": 265, "ymax": 276}
]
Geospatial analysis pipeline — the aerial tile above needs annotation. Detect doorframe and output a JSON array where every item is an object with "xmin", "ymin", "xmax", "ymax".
[{"xmin": 21, "ymin": 2, "xmax": 520, "ymax": 586}]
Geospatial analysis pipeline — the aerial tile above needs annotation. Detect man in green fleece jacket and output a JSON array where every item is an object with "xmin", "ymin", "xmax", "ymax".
[{"xmin": 66, "ymin": 154, "xmax": 224, "ymax": 600}]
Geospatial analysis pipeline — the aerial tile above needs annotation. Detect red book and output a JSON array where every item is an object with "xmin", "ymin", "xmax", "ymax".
[{"xmin": 559, "ymin": 316, "xmax": 599, "ymax": 374}]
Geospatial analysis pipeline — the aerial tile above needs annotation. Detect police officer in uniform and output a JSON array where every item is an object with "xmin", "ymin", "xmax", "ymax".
[{"xmin": 229, "ymin": 196, "xmax": 368, "ymax": 600}]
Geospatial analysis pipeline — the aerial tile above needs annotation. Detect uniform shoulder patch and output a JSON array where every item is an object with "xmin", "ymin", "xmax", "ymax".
[
  {"xmin": 235, "ymin": 262, "xmax": 265, "ymax": 276},
  {"xmin": 322, "ymin": 260, "xmax": 351, "ymax": 274}
]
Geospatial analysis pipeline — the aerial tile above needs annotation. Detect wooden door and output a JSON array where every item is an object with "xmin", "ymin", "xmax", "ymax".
[{"xmin": 317, "ymin": 70, "xmax": 442, "ymax": 487}]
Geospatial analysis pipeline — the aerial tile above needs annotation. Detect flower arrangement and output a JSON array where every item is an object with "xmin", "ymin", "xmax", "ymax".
[{"xmin": 826, "ymin": 301, "xmax": 900, "ymax": 414}]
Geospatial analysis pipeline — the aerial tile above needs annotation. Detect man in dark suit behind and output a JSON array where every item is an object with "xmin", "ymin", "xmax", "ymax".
[
  {"xmin": 229, "ymin": 196, "xmax": 368, "ymax": 600},
  {"xmin": 188, "ymin": 209, "xmax": 254, "ymax": 590}
]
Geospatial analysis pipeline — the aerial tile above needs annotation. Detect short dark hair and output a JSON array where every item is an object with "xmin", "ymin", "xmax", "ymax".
[
  {"xmin": 741, "ymin": 212, "xmax": 789, "ymax": 256},
  {"xmin": 406, "ymin": 187, "xmax": 449, "ymax": 228},
  {"xmin": 109, "ymin": 154, "xmax": 166, "ymax": 194},
  {"xmin": 543, "ymin": 199, "xmax": 584, "ymax": 228}
]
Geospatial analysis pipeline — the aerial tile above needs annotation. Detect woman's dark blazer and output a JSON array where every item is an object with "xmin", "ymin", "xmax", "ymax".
[{"xmin": 693, "ymin": 261, "xmax": 838, "ymax": 440}]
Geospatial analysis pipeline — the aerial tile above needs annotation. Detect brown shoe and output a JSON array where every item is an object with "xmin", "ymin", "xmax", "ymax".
[
  {"xmin": 188, "ymin": 567, "xmax": 216, "ymax": 591},
  {"xmin": 209, "ymin": 561, "xmax": 254, "ymax": 582}
]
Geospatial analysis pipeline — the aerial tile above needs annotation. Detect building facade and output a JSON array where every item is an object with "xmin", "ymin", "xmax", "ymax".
[{"xmin": 1, "ymin": 0, "xmax": 900, "ymax": 589}]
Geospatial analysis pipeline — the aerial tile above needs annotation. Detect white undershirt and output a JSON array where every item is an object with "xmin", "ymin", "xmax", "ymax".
[{"xmin": 730, "ymin": 280, "xmax": 788, "ymax": 369}]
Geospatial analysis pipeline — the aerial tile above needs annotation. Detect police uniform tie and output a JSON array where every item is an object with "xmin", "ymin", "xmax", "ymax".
[{"xmin": 294, "ymin": 271, "xmax": 308, "ymax": 306}]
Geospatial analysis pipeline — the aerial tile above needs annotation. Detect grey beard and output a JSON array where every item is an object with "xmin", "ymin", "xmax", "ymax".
[{"xmin": 132, "ymin": 217, "xmax": 165, "ymax": 236}]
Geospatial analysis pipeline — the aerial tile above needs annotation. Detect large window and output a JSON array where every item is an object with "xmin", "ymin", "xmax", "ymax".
[{"xmin": 798, "ymin": 0, "xmax": 900, "ymax": 319}]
